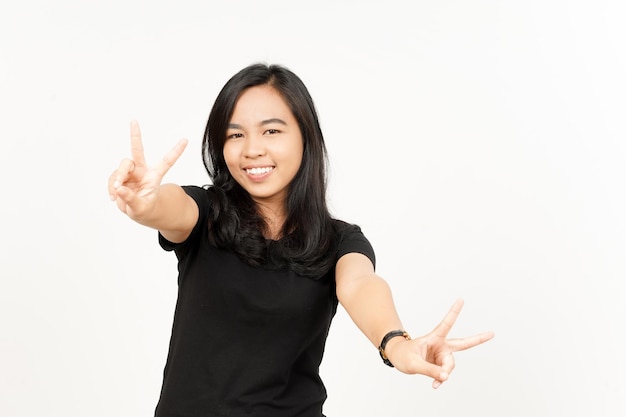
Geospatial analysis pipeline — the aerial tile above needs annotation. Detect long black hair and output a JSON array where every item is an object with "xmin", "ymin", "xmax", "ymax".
[{"xmin": 201, "ymin": 63, "xmax": 336, "ymax": 278}]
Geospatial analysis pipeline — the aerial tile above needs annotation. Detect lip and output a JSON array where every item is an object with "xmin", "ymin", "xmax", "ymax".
[{"xmin": 243, "ymin": 165, "xmax": 275, "ymax": 182}]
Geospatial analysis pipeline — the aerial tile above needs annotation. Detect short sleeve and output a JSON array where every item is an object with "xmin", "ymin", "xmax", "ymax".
[
  {"xmin": 335, "ymin": 221, "xmax": 376, "ymax": 269},
  {"xmin": 158, "ymin": 185, "xmax": 210, "ymax": 252}
]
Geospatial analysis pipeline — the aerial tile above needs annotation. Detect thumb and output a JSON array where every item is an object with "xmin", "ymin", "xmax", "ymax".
[
  {"xmin": 423, "ymin": 365, "xmax": 449, "ymax": 389},
  {"xmin": 410, "ymin": 362, "xmax": 448, "ymax": 383},
  {"xmin": 115, "ymin": 184, "xmax": 149, "ymax": 218}
]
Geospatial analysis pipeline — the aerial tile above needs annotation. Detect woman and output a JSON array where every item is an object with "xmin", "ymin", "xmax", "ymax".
[{"xmin": 108, "ymin": 63, "xmax": 494, "ymax": 417}]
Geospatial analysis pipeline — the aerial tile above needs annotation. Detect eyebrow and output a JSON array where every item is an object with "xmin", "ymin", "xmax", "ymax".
[{"xmin": 227, "ymin": 118, "xmax": 288, "ymax": 130}]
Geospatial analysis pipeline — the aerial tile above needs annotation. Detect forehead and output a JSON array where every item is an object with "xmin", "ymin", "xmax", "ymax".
[{"xmin": 230, "ymin": 85, "xmax": 294, "ymax": 122}]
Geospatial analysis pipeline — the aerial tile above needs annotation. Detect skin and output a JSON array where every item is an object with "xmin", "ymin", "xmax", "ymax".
[
  {"xmin": 223, "ymin": 85, "xmax": 304, "ymax": 238},
  {"xmin": 108, "ymin": 86, "xmax": 494, "ymax": 389}
]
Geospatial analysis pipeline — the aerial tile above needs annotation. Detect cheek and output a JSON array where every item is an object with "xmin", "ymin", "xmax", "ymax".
[
  {"xmin": 278, "ymin": 136, "xmax": 304, "ymax": 167},
  {"xmin": 222, "ymin": 144, "xmax": 237, "ymax": 171},
  {"xmin": 293, "ymin": 144, "xmax": 304, "ymax": 172},
  {"xmin": 274, "ymin": 146, "xmax": 302, "ymax": 173},
  {"xmin": 293, "ymin": 151, "xmax": 304, "ymax": 172}
]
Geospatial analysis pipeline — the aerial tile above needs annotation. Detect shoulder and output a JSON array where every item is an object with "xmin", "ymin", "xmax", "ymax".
[
  {"xmin": 180, "ymin": 184, "xmax": 229, "ymax": 216},
  {"xmin": 181, "ymin": 184, "xmax": 212, "ymax": 206},
  {"xmin": 331, "ymin": 219, "xmax": 367, "ymax": 240},
  {"xmin": 159, "ymin": 185, "xmax": 214, "ymax": 252},
  {"xmin": 331, "ymin": 219, "xmax": 376, "ymax": 268}
]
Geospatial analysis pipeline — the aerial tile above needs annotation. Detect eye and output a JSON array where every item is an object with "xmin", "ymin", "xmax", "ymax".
[
  {"xmin": 226, "ymin": 132, "xmax": 244, "ymax": 140},
  {"xmin": 264, "ymin": 129, "xmax": 280, "ymax": 135}
]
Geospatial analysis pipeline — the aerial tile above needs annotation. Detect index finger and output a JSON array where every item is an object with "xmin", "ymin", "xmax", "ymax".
[
  {"xmin": 130, "ymin": 120, "xmax": 147, "ymax": 166},
  {"xmin": 432, "ymin": 298, "xmax": 464, "ymax": 338}
]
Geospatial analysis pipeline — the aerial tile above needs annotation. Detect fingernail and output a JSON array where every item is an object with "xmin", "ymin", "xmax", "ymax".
[
  {"xmin": 433, "ymin": 381, "xmax": 441, "ymax": 389},
  {"xmin": 113, "ymin": 180, "xmax": 120, "ymax": 188},
  {"xmin": 440, "ymin": 372, "xmax": 449, "ymax": 380}
]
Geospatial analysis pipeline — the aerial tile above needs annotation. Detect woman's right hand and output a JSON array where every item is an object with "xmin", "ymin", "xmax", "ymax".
[{"xmin": 108, "ymin": 120, "xmax": 188, "ymax": 223}]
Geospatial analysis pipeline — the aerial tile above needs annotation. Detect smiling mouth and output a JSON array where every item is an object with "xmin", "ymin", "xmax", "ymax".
[{"xmin": 245, "ymin": 167, "xmax": 274, "ymax": 175}]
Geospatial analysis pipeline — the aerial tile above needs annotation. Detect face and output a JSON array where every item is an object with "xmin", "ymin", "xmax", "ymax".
[{"xmin": 224, "ymin": 85, "xmax": 304, "ymax": 210}]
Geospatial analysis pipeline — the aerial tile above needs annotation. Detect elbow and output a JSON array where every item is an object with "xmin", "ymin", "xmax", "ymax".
[{"xmin": 336, "ymin": 272, "xmax": 384, "ymax": 306}]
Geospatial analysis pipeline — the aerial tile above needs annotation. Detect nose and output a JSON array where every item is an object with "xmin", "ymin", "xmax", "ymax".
[{"xmin": 242, "ymin": 133, "xmax": 266, "ymax": 158}]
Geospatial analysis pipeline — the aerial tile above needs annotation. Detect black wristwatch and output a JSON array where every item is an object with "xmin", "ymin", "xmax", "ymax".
[{"xmin": 378, "ymin": 330, "xmax": 411, "ymax": 367}]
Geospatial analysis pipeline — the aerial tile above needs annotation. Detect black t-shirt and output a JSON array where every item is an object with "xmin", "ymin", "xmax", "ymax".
[{"xmin": 154, "ymin": 186, "xmax": 375, "ymax": 417}]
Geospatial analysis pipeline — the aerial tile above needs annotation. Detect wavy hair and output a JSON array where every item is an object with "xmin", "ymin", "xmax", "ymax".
[{"xmin": 201, "ymin": 63, "xmax": 335, "ymax": 278}]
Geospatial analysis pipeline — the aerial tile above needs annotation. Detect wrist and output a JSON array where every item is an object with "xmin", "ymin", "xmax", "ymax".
[{"xmin": 378, "ymin": 330, "xmax": 411, "ymax": 367}]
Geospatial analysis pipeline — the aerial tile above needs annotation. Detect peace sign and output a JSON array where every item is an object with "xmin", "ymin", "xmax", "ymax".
[
  {"xmin": 383, "ymin": 299, "xmax": 495, "ymax": 389},
  {"xmin": 108, "ymin": 120, "xmax": 188, "ymax": 222}
]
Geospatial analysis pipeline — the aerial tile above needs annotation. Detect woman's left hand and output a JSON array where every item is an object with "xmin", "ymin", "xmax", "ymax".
[{"xmin": 383, "ymin": 299, "xmax": 494, "ymax": 389}]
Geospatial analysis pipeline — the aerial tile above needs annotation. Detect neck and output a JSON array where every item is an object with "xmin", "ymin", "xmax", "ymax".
[{"xmin": 255, "ymin": 201, "xmax": 287, "ymax": 240}]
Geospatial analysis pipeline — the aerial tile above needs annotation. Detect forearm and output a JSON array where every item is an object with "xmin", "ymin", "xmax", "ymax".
[
  {"xmin": 338, "ymin": 273, "xmax": 404, "ymax": 348},
  {"xmin": 132, "ymin": 183, "xmax": 198, "ymax": 241}
]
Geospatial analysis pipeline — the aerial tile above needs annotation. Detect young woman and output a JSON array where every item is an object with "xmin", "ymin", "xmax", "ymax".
[{"xmin": 108, "ymin": 63, "xmax": 494, "ymax": 417}]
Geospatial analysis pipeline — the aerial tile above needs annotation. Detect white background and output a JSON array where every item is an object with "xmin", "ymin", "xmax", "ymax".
[{"xmin": 1, "ymin": 0, "xmax": 624, "ymax": 416}]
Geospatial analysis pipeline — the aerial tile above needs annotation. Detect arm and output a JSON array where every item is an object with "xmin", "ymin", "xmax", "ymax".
[
  {"xmin": 335, "ymin": 252, "xmax": 494, "ymax": 388},
  {"xmin": 107, "ymin": 120, "xmax": 199, "ymax": 243}
]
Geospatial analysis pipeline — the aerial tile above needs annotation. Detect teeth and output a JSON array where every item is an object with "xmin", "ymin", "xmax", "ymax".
[{"xmin": 246, "ymin": 167, "xmax": 273, "ymax": 175}]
